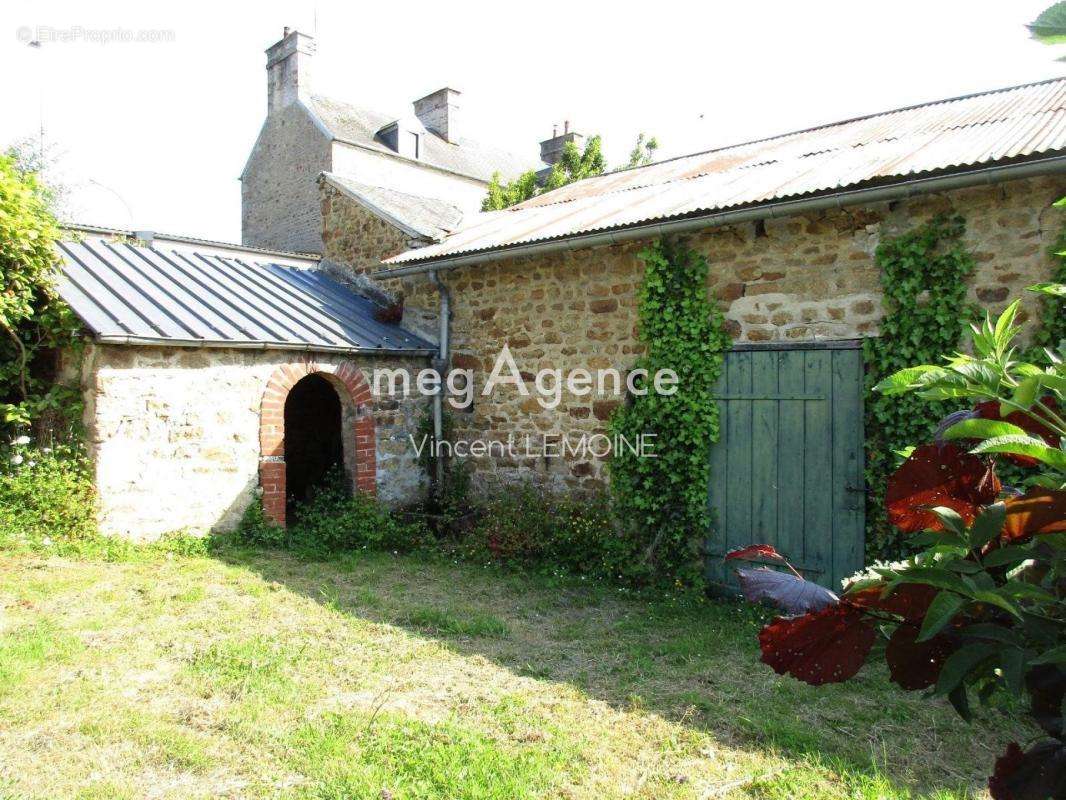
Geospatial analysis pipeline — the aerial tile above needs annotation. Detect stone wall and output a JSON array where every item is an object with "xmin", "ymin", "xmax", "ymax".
[
  {"xmin": 322, "ymin": 174, "xmax": 1066, "ymax": 496},
  {"xmin": 241, "ymin": 102, "xmax": 332, "ymax": 254},
  {"xmin": 81, "ymin": 344, "xmax": 430, "ymax": 540},
  {"xmin": 321, "ymin": 181, "xmax": 419, "ymax": 274}
]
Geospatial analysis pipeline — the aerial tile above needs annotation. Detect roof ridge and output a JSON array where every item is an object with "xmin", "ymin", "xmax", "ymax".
[
  {"xmin": 61, "ymin": 223, "xmax": 321, "ymax": 261},
  {"xmin": 512, "ymin": 75, "xmax": 1066, "ymax": 212},
  {"xmin": 320, "ymin": 172, "xmax": 463, "ymax": 211},
  {"xmin": 309, "ymin": 93, "xmax": 539, "ymax": 164}
]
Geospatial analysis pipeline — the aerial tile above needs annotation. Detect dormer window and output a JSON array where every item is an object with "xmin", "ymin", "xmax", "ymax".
[{"xmin": 376, "ymin": 117, "xmax": 426, "ymax": 160}]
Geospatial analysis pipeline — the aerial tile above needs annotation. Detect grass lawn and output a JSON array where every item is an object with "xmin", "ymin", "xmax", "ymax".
[{"xmin": 0, "ymin": 545, "xmax": 1032, "ymax": 799}]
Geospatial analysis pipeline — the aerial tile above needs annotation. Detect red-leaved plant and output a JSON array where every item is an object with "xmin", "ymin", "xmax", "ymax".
[{"xmin": 731, "ymin": 290, "xmax": 1066, "ymax": 800}]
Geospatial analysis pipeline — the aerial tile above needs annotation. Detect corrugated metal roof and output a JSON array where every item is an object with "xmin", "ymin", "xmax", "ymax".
[
  {"xmin": 310, "ymin": 96, "xmax": 544, "ymax": 184},
  {"xmin": 320, "ymin": 173, "xmax": 463, "ymax": 241},
  {"xmin": 56, "ymin": 235, "xmax": 434, "ymax": 354},
  {"xmin": 385, "ymin": 77, "xmax": 1066, "ymax": 266}
]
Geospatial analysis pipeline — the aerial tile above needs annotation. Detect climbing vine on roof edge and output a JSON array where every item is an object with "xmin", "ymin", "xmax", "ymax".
[
  {"xmin": 863, "ymin": 213, "xmax": 977, "ymax": 560},
  {"xmin": 609, "ymin": 237, "xmax": 731, "ymax": 587}
]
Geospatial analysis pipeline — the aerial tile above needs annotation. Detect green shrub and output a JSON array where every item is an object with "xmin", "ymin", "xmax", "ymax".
[
  {"xmin": 233, "ymin": 467, "xmax": 430, "ymax": 555},
  {"xmin": 233, "ymin": 495, "xmax": 287, "ymax": 548},
  {"xmin": 463, "ymin": 482, "xmax": 633, "ymax": 582},
  {"xmin": 0, "ymin": 438, "xmax": 95, "ymax": 547}
]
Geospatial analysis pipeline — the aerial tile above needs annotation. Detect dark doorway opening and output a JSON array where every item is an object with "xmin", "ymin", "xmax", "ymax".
[{"xmin": 285, "ymin": 374, "xmax": 344, "ymax": 511}]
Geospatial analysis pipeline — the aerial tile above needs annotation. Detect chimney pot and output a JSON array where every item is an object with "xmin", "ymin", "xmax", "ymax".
[
  {"xmin": 265, "ymin": 29, "xmax": 315, "ymax": 115},
  {"xmin": 413, "ymin": 87, "xmax": 462, "ymax": 144}
]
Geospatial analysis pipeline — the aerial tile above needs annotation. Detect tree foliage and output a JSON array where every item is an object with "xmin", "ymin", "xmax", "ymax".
[
  {"xmin": 609, "ymin": 238, "xmax": 731, "ymax": 585},
  {"xmin": 626, "ymin": 133, "xmax": 659, "ymax": 168},
  {"xmin": 863, "ymin": 214, "xmax": 977, "ymax": 559},
  {"xmin": 482, "ymin": 135, "xmax": 608, "ymax": 211},
  {"xmin": 0, "ymin": 153, "xmax": 83, "ymax": 437},
  {"xmin": 1029, "ymin": 1, "xmax": 1066, "ymax": 49}
]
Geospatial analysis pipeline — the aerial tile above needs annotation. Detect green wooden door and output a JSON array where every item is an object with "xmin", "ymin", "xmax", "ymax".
[{"xmin": 706, "ymin": 344, "xmax": 865, "ymax": 592}]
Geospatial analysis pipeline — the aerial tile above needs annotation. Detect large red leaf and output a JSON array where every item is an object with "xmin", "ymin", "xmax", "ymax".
[
  {"xmin": 736, "ymin": 567, "xmax": 839, "ymax": 615},
  {"xmin": 975, "ymin": 399, "xmax": 1061, "ymax": 468},
  {"xmin": 758, "ymin": 605, "xmax": 876, "ymax": 686},
  {"xmin": 886, "ymin": 443, "xmax": 1001, "ymax": 533},
  {"xmin": 725, "ymin": 544, "xmax": 786, "ymax": 564},
  {"xmin": 847, "ymin": 583, "xmax": 939, "ymax": 623},
  {"xmin": 885, "ymin": 624, "xmax": 956, "ymax": 690},
  {"xmin": 989, "ymin": 740, "xmax": 1066, "ymax": 800},
  {"xmin": 1002, "ymin": 490, "xmax": 1066, "ymax": 543}
]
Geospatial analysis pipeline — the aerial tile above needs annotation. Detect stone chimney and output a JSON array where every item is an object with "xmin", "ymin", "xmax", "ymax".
[
  {"xmin": 540, "ymin": 121, "xmax": 584, "ymax": 165},
  {"xmin": 266, "ymin": 28, "xmax": 315, "ymax": 114},
  {"xmin": 413, "ymin": 88, "xmax": 461, "ymax": 144}
]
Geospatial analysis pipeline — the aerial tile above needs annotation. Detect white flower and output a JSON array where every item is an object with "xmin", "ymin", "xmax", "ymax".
[
  {"xmin": 42, "ymin": 536, "xmax": 52, "ymax": 546},
  {"xmin": 9, "ymin": 454, "xmax": 23, "ymax": 465},
  {"xmin": 12, "ymin": 435, "xmax": 30, "ymax": 446}
]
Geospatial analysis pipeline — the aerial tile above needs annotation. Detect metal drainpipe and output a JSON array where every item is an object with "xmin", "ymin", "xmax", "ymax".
[{"xmin": 428, "ymin": 269, "xmax": 451, "ymax": 499}]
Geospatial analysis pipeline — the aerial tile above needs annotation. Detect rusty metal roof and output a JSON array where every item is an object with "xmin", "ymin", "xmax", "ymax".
[
  {"xmin": 384, "ymin": 77, "xmax": 1066, "ymax": 266},
  {"xmin": 56, "ymin": 233, "xmax": 434, "ymax": 354}
]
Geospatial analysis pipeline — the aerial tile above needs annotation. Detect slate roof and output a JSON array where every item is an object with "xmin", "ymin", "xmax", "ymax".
[
  {"xmin": 320, "ymin": 173, "xmax": 463, "ymax": 241},
  {"xmin": 55, "ymin": 231, "xmax": 434, "ymax": 355},
  {"xmin": 310, "ymin": 95, "xmax": 542, "ymax": 183},
  {"xmin": 384, "ymin": 77, "xmax": 1066, "ymax": 266}
]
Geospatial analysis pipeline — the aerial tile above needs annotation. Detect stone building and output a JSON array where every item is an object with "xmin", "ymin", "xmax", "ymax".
[
  {"xmin": 55, "ymin": 229, "xmax": 434, "ymax": 539},
  {"xmin": 53, "ymin": 29, "xmax": 1066, "ymax": 561},
  {"xmin": 240, "ymin": 28, "xmax": 543, "ymax": 254},
  {"xmin": 325, "ymin": 75, "xmax": 1066, "ymax": 587}
]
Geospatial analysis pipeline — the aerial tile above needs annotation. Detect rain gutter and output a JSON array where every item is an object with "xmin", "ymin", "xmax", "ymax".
[{"xmin": 374, "ymin": 155, "xmax": 1066, "ymax": 278}]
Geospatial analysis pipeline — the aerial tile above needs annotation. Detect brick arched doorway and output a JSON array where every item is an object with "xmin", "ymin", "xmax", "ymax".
[{"xmin": 259, "ymin": 360, "xmax": 375, "ymax": 526}]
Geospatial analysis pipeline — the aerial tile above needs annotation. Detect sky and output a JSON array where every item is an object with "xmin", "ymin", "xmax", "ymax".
[{"xmin": 1, "ymin": 0, "xmax": 1062, "ymax": 244}]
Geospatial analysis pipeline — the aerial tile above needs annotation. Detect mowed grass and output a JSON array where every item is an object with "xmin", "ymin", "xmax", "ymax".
[{"xmin": 0, "ymin": 546, "xmax": 1034, "ymax": 799}]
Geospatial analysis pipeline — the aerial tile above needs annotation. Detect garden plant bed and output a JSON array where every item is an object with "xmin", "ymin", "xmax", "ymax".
[{"xmin": 0, "ymin": 545, "xmax": 1035, "ymax": 799}]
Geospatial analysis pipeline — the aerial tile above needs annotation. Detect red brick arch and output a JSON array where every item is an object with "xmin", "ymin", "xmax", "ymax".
[{"xmin": 259, "ymin": 359, "xmax": 376, "ymax": 526}]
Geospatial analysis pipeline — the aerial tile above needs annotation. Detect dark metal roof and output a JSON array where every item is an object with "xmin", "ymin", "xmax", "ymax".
[
  {"xmin": 385, "ymin": 77, "xmax": 1066, "ymax": 266},
  {"xmin": 55, "ymin": 235, "xmax": 434, "ymax": 355}
]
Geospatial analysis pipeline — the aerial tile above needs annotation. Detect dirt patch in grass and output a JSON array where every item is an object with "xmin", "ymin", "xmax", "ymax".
[{"xmin": 0, "ymin": 548, "xmax": 1033, "ymax": 799}]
